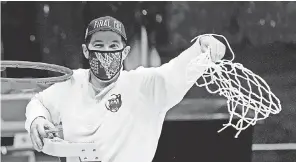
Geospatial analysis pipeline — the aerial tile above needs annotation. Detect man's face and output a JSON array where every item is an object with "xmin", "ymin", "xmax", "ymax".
[
  {"xmin": 82, "ymin": 30, "xmax": 130, "ymax": 81},
  {"xmin": 88, "ymin": 31, "xmax": 124, "ymax": 51},
  {"xmin": 82, "ymin": 30, "xmax": 130, "ymax": 61}
]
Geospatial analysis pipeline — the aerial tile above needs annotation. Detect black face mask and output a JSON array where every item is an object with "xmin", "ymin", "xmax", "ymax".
[{"xmin": 88, "ymin": 48, "xmax": 124, "ymax": 81}]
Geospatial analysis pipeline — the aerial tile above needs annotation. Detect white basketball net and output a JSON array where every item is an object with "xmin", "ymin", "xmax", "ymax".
[{"xmin": 186, "ymin": 34, "xmax": 282, "ymax": 138}]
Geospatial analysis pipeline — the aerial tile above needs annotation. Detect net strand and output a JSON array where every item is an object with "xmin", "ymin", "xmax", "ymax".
[{"xmin": 186, "ymin": 34, "xmax": 282, "ymax": 138}]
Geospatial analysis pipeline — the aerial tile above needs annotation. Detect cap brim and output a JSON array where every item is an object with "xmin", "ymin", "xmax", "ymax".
[{"xmin": 86, "ymin": 27, "xmax": 127, "ymax": 41}]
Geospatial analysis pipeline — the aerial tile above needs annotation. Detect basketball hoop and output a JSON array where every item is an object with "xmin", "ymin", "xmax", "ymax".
[{"xmin": 1, "ymin": 61, "xmax": 73, "ymax": 94}]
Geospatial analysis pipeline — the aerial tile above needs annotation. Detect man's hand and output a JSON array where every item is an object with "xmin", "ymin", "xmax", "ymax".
[
  {"xmin": 30, "ymin": 117, "xmax": 57, "ymax": 151},
  {"xmin": 199, "ymin": 35, "xmax": 226, "ymax": 62}
]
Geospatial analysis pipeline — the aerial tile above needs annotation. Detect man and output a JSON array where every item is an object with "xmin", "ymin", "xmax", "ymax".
[{"xmin": 25, "ymin": 16, "xmax": 226, "ymax": 162}]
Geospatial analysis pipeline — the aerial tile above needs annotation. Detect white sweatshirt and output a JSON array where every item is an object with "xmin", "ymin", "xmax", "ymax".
[{"xmin": 25, "ymin": 40, "xmax": 210, "ymax": 162}]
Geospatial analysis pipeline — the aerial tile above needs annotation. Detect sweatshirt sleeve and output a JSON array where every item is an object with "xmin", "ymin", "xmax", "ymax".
[
  {"xmin": 25, "ymin": 80, "xmax": 71, "ymax": 133},
  {"xmin": 138, "ymin": 39, "xmax": 211, "ymax": 112}
]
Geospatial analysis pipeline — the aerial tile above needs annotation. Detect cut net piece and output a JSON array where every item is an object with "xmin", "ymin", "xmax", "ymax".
[{"xmin": 186, "ymin": 34, "xmax": 282, "ymax": 138}]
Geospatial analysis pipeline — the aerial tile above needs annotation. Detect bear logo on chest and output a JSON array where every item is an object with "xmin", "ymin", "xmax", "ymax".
[{"xmin": 105, "ymin": 94, "xmax": 122, "ymax": 112}]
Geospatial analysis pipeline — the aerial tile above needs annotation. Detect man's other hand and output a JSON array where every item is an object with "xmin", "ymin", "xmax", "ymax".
[{"xmin": 30, "ymin": 117, "xmax": 56, "ymax": 151}]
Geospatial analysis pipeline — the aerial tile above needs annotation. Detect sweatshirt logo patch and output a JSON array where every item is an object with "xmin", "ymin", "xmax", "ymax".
[{"xmin": 105, "ymin": 94, "xmax": 122, "ymax": 112}]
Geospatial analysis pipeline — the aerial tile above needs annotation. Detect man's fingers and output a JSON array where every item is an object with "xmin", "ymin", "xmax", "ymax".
[
  {"xmin": 44, "ymin": 121, "xmax": 56, "ymax": 129},
  {"xmin": 47, "ymin": 133, "xmax": 54, "ymax": 139},
  {"xmin": 30, "ymin": 124, "xmax": 40, "ymax": 151},
  {"xmin": 199, "ymin": 36, "xmax": 210, "ymax": 53},
  {"xmin": 32, "ymin": 129, "xmax": 43, "ymax": 151},
  {"xmin": 54, "ymin": 132, "xmax": 60, "ymax": 138},
  {"xmin": 44, "ymin": 121, "xmax": 61, "ymax": 137},
  {"xmin": 217, "ymin": 39, "xmax": 226, "ymax": 60},
  {"xmin": 37, "ymin": 124, "xmax": 47, "ymax": 138},
  {"xmin": 30, "ymin": 134, "xmax": 40, "ymax": 151},
  {"xmin": 210, "ymin": 42, "xmax": 218, "ymax": 62},
  {"xmin": 44, "ymin": 121, "xmax": 57, "ymax": 132},
  {"xmin": 199, "ymin": 35, "xmax": 226, "ymax": 62},
  {"xmin": 201, "ymin": 44, "xmax": 209, "ymax": 53}
]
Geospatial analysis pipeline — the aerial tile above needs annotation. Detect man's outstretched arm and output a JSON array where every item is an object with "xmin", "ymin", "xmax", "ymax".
[{"xmin": 138, "ymin": 35, "xmax": 226, "ymax": 111}]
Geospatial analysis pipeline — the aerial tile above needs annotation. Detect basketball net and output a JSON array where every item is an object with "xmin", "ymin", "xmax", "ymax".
[{"xmin": 186, "ymin": 34, "xmax": 282, "ymax": 138}]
